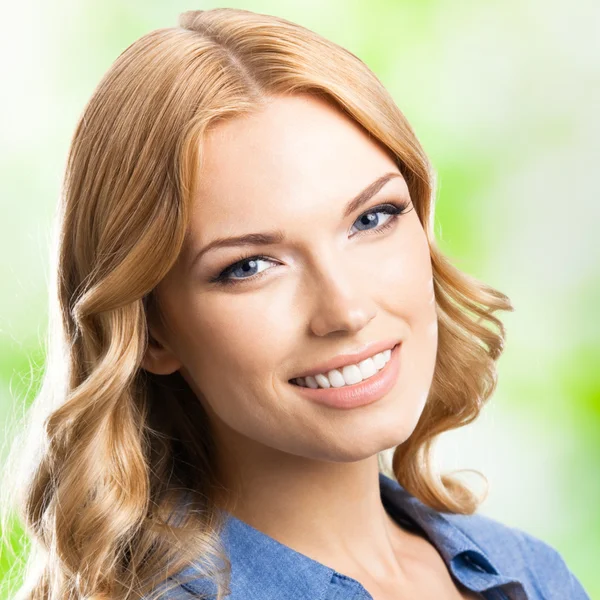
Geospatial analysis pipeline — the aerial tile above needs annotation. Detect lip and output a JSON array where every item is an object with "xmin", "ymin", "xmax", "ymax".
[
  {"xmin": 289, "ymin": 338, "xmax": 401, "ymax": 380},
  {"xmin": 289, "ymin": 342, "xmax": 402, "ymax": 409}
]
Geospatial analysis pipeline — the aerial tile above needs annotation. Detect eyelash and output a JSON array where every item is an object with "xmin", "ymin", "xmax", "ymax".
[{"xmin": 209, "ymin": 200, "xmax": 412, "ymax": 286}]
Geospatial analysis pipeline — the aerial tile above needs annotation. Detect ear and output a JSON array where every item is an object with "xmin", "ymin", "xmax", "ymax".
[{"xmin": 141, "ymin": 327, "xmax": 182, "ymax": 375}]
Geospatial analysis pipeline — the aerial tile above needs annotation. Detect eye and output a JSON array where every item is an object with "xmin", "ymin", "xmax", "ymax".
[
  {"xmin": 209, "ymin": 200, "xmax": 412, "ymax": 286},
  {"xmin": 349, "ymin": 201, "xmax": 407, "ymax": 235}
]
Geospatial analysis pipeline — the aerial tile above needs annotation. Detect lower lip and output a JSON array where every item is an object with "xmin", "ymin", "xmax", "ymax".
[{"xmin": 288, "ymin": 343, "xmax": 402, "ymax": 409}]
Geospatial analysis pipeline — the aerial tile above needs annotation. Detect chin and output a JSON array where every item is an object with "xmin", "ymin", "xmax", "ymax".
[
  {"xmin": 316, "ymin": 427, "xmax": 411, "ymax": 463},
  {"xmin": 361, "ymin": 398, "xmax": 426, "ymax": 451}
]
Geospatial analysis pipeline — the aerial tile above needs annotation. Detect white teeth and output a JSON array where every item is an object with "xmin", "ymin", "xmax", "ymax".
[
  {"xmin": 314, "ymin": 373, "xmax": 331, "ymax": 388},
  {"xmin": 328, "ymin": 369, "xmax": 347, "ymax": 388},
  {"xmin": 293, "ymin": 348, "xmax": 394, "ymax": 389},
  {"xmin": 304, "ymin": 375, "xmax": 319, "ymax": 389},
  {"xmin": 340, "ymin": 364, "xmax": 362, "ymax": 386}
]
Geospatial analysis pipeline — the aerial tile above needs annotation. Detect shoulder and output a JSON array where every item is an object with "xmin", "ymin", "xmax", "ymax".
[{"xmin": 442, "ymin": 510, "xmax": 590, "ymax": 599}]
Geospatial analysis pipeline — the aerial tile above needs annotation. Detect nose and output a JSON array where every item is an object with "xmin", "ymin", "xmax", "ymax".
[{"xmin": 306, "ymin": 255, "xmax": 377, "ymax": 338}]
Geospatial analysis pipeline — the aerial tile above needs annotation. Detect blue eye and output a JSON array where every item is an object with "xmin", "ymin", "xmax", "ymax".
[{"xmin": 209, "ymin": 200, "xmax": 412, "ymax": 286}]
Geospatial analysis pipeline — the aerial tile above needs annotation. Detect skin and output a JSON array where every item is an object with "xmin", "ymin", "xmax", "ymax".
[{"xmin": 141, "ymin": 94, "xmax": 455, "ymax": 596}]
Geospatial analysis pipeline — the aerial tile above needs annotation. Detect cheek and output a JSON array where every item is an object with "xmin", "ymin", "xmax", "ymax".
[
  {"xmin": 172, "ymin": 291, "xmax": 296, "ymax": 411},
  {"xmin": 379, "ymin": 221, "xmax": 436, "ymax": 318},
  {"xmin": 378, "ymin": 223, "xmax": 438, "ymax": 373}
]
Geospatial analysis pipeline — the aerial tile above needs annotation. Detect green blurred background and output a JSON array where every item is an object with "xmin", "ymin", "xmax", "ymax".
[{"xmin": 1, "ymin": 0, "xmax": 598, "ymax": 597}]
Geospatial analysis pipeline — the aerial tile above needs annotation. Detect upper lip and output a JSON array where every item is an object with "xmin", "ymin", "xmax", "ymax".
[{"xmin": 290, "ymin": 338, "xmax": 401, "ymax": 380}]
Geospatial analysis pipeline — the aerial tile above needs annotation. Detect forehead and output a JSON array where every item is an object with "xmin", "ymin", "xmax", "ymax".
[{"xmin": 187, "ymin": 94, "xmax": 403, "ymax": 244}]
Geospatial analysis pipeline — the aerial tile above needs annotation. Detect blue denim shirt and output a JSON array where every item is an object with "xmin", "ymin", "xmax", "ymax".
[{"xmin": 154, "ymin": 472, "xmax": 590, "ymax": 599}]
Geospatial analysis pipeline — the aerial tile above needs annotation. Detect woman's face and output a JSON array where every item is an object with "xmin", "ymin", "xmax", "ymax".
[{"xmin": 145, "ymin": 94, "xmax": 438, "ymax": 467}]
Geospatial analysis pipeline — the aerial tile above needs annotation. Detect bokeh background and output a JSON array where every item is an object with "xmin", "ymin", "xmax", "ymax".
[{"xmin": 1, "ymin": 0, "xmax": 598, "ymax": 597}]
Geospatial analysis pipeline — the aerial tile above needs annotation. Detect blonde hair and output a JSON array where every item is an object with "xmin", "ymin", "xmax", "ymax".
[{"xmin": 1, "ymin": 7, "xmax": 513, "ymax": 600}]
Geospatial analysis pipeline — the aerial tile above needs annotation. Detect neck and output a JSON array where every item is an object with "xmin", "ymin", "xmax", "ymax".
[{"xmin": 213, "ymin": 425, "xmax": 410, "ymax": 585}]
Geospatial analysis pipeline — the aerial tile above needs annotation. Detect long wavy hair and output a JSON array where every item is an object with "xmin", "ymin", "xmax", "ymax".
[{"xmin": 1, "ymin": 7, "xmax": 513, "ymax": 600}]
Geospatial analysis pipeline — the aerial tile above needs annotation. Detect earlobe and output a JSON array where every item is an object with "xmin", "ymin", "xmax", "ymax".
[{"xmin": 141, "ymin": 334, "xmax": 182, "ymax": 375}]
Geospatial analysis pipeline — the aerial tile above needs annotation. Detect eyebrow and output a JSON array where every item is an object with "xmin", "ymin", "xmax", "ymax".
[{"xmin": 189, "ymin": 171, "xmax": 403, "ymax": 267}]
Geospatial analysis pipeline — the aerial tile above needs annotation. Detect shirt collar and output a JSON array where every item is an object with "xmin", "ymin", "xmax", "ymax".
[
  {"xmin": 172, "ymin": 472, "xmax": 525, "ymax": 598},
  {"xmin": 378, "ymin": 473, "xmax": 526, "ymax": 596}
]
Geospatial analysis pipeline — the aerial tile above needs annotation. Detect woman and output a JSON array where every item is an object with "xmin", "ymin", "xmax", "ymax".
[{"xmin": 1, "ymin": 7, "xmax": 589, "ymax": 600}]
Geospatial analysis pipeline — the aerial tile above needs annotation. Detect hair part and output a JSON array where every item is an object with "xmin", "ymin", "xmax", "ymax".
[{"xmin": 1, "ymin": 7, "xmax": 513, "ymax": 600}]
